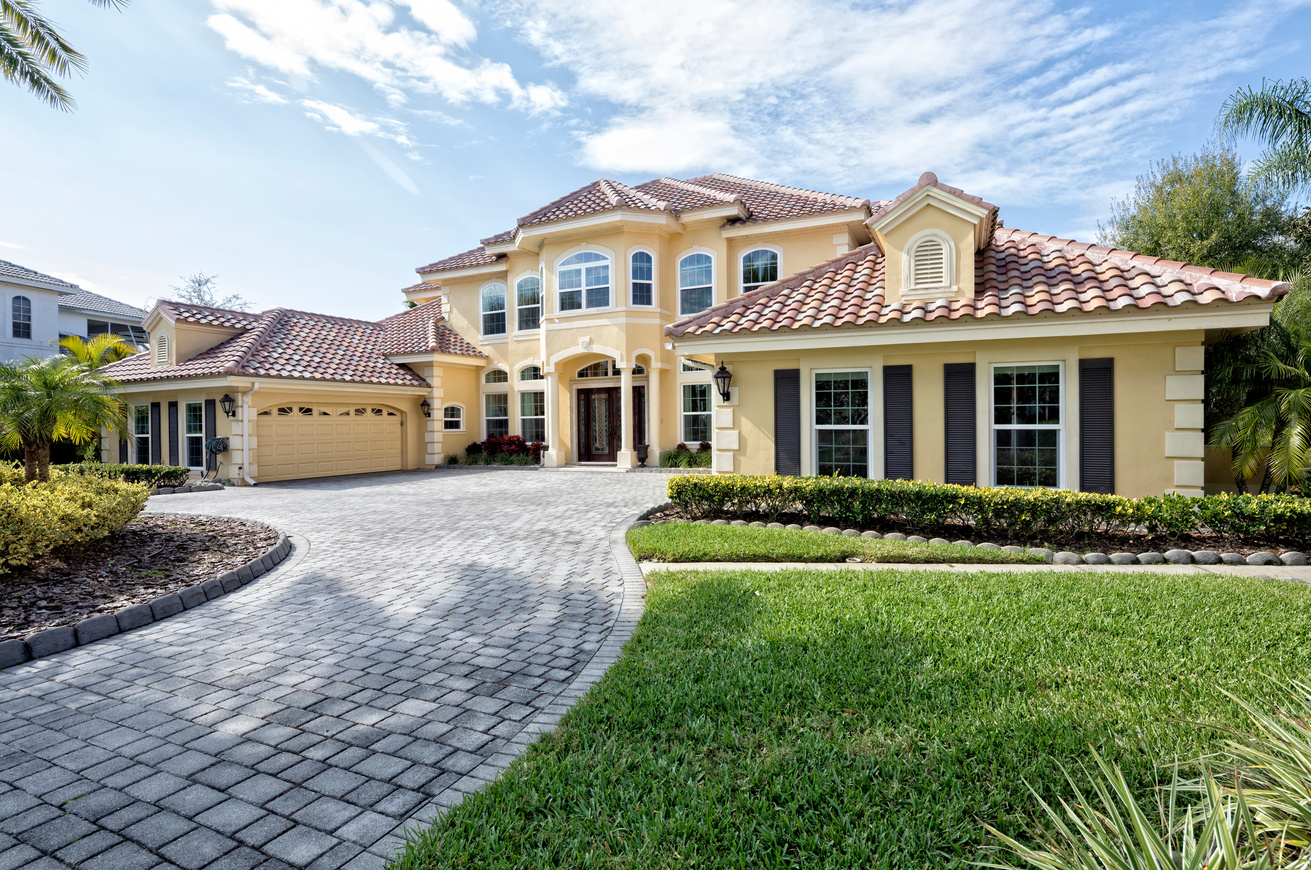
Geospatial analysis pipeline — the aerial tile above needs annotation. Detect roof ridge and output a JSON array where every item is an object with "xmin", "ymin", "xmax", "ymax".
[
  {"xmin": 609, "ymin": 178, "xmax": 671, "ymax": 211},
  {"xmin": 158, "ymin": 299, "xmax": 264, "ymax": 320},
  {"xmin": 516, "ymin": 179, "xmax": 607, "ymax": 227},
  {"xmin": 596, "ymin": 179, "xmax": 622, "ymax": 208},
  {"xmin": 699, "ymin": 173, "xmax": 866, "ymax": 208},
  {"xmin": 226, "ymin": 308, "xmax": 287, "ymax": 373},
  {"xmin": 656, "ymin": 176, "xmax": 741, "ymax": 204}
]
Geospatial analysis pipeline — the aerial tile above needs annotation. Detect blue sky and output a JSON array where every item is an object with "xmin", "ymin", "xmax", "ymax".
[{"xmin": 1, "ymin": 0, "xmax": 1308, "ymax": 321}]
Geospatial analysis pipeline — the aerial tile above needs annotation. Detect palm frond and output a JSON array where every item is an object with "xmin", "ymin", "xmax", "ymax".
[
  {"xmin": 0, "ymin": 0, "xmax": 87, "ymax": 76},
  {"xmin": 1250, "ymin": 138, "xmax": 1311, "ymax": 196},
  {"xmin": 0, "ymin": 13, "xmax": 72, "ymax": 109},
  {"xmin": 1218, "ymin": 78, "xmax": 1311, "ymax": 150}
]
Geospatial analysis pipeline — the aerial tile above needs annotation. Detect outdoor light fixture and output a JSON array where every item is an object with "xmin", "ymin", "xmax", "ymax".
[
  {"xmin": 420, "ymin": 398, "xmax": 432, "ymax": 418},
  {"xmin": 713, "ymin": 364, "xmax": 733, "ymax": 402},
  {"xmin": 219, "ymin": 393, "xmax": 236, "ymax": 418}
]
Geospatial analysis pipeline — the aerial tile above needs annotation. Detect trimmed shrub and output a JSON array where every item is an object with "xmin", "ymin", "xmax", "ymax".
[
  {"xmin": 665, "ymin": 474, "xmax": 1311, "ymax": 543},
  {"xmin": 465, "ymin": 437, "xmax": 543, "ymax": 464},
  {"xmin": 0, "ymin": 475, "xmax": 150, "ymax": 573},
  {"xmin": 660, "ymin": 443, "xmax": 712, "ymax": 469},
  {"xmin": 62, "ymin": 461, "xmax": 191, "ymax": 489}
]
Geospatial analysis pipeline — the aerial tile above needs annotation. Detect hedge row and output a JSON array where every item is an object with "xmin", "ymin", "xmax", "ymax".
[
  {"xmin": 0, "ymin": 461, "xmax": 191, "ymax": 489},
  {"xmin": 0, "ymin": 475, "xmax": 150, "ymax": 573},
  {"xmin": 666, "ymin": 475, "xmax": 1311, "ymax": 542}
]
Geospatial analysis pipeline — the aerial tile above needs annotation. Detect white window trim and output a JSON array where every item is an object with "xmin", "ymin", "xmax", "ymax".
[
  {"xmin": 479, "ymin": 280, "xmax": 509, "ymax": 340},
  {"xmin": 677, "ymin": 248, "xmax": 716, "ymax": 317},
  {"xmin": 989, "ymin": 360, "xmax": 1065, "ymax": 490},
  {"xmin": 183, "ymin": 400, "xmax": 204, "ymax": 470},
  {"xmin": 516, "ymin": 362, "xmax": 545, "ymax": 382},
  {"xmin": 132, "ymin": 404, "xmax": 151, "ymax": 465},
  {"xmin": 442, "ymin": 402, "xmax": 466, "ymax": 433},
  {"xmin": 680, "ymin": 382, "xmax": 713, "ymax": 447},
  {"xmin": 739, "ymin": 245, "xmax": 781, "ymax": 295},
  {"xmin": 519, "ymin": 389, "xmax": 546, "ymax": 443},
  {"xmin": 554, "ymin": 248, "xmax": 615, "ymax": 314},
  {"xmin": 811, "ymin": 368, "xmax": 873, "ymax": 477},
  {"xmin": 628, "ymin": 245, "xmax": 656, "ymax": 308},
  {"xmin": 513, "ymin": 272, "xmax": 542, "ymax": 333},
  {"xmin": 483, "ymin": 392, "xmax": 510, "ymax": 440},
  {"xmin": 902, "ymin": 228, "xmax": 957, "ymax": 300},
  {"xmin": 482, "ymin": 364, "xmax": 510, "ymax": 386},
  {"xmin": 11, "ymin": 295, "xmax": 32, "ymax": 341}
]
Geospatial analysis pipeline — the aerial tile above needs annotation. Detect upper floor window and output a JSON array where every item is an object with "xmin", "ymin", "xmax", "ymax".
[
  {"xmin": 485, "ymin": 369, "xmax": 509, "ymax": 384},
  {"xmin": 741, "ymin": 249, "xmax": 778, "ymax": 293},
  {"xmin": 558, "ymin": 252, "xmax": 610, "ymax": 312},
  {"xmin": 630, "ymin": 251, "xmax": 654, "ymax": 306},
  {"xmin": 11, "ymin": 296, "xmax": 31, "ymax": 340},
  {"xmin": 516, "ymin": 276, "xmax": 541, "ymax": 331},
  {"xmin": 481, "ymin": 283, "xmax": 507, "ymax": 336},
  {"xmin": 520, "ymin": 365, "xmax": 543, "ymax": 381},
  {"xmin": 88, "ymin": 320, "xmax": 148, "ymax": 347},
  {"xmin": 907, "ymin": 234, "xmax": 950, "ymax": 292},
  {"xmin": 678, "ymin": 253, "xmax": 713, "ymax": 316}
]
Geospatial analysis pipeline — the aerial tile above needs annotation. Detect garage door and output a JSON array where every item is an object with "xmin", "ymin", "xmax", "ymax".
[{"xmin": 255, "ymin": 404, "xmax": 402, "ymax": 482}]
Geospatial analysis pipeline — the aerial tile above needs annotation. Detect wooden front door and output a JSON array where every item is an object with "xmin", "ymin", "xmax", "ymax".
[{"xmin": 578, "ymin": 387, "xmax": 619, "ymax": 462}]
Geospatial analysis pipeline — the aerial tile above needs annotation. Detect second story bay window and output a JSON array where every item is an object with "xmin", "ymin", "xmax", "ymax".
[
  {"xmin": 741, "ymin": 248, "xmax": 778, "ymax": 293},
  {"xmin": 481, "ymin": 283, "xmax": 507, "ymax": 337},
  {"xmin": 558, "ymin": 252, "xmax": 610, "ymax": 312},
  {"xmin": 679, "ymin": 253, "xmax": 713, "ymax": 316},
  {"xmin": 630, "ymin": 251, "xmax": 654, "ymax": 306},
  {"xmin": 516, "ymin": 276, "xmax": 541, "ymax": 331}
]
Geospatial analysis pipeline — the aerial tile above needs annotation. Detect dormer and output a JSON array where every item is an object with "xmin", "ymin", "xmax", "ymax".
[
  {"xmin": 142, "ymin": 301, "xmax": 258, "ymax": 369},
  {"xmin": 867, "ymin": 172, "xmax": 997, "ymax": 305}
]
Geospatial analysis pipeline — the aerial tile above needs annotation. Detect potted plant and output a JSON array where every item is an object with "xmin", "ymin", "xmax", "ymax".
[{"xmin": 635, "ymin": 443, "xmax": 649, "ymax": 467}]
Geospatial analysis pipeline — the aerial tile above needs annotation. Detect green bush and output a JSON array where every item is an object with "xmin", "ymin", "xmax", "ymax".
[
  {"xmin": 660, "ymin": 443, "xmax": 712, "ymax": 469},
  {"xmin": 0, "ymin": 461, "xmax": 191, "ymax": 489},
  {"xmin": 0, "ymin": 474, "xmax": 150, "ymax": 573},
  {"xmin": 666, "ymin": 475, "xmax": 1311, "ymax": 544}
]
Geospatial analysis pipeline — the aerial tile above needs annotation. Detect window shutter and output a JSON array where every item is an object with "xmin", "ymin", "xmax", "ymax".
[
  {"xmin": 1079, "ymin": 358, "xmax": 1114, "ymax": 494},
  {"xmin": 119, "ymin": 437, "xmax": 128, "ymax": 463},
  {"xmin": 884, "ymin": 365, "xmax": 913, "ymax": 480},
  {"xmin": 912, "ymin": 240, "xmax": 946, "ymax": 288},
  {"xmin": 168, "ymin": 401, "xmax": 179, "ymax": 466},
  {"xmin": 150, "ymin": 402, "xmax": 162, "ymax": 465},
  {"xmin": 204, "ymin": 399, "xmax": 217, "ymax": 472},
  {"xmin": 773, "ymin": 369, "xmax": 801, "ymax": 476},
  {"xmin": 944, "ymin": 363, "xmax": 976, "ymax": 485}
]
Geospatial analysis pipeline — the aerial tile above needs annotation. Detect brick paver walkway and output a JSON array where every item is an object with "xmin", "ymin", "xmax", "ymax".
[{"xmin": 0, "ymin": 469, "xmax": 665, "ymax": 870}]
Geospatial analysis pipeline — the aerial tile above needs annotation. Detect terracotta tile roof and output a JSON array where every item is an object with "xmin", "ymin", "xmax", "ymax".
[
  {"xmin": 0, "ymin": 258, "xmax": 79, "ymax": 290},
  {"xmin": 669, "ymin": 174, "xmax": 868, "ymax": 224},
  {"xmin": 155, "ymin": 300, "xmax": 264, "ymax": 329},
  {"xmin": 415, "ymin": 246, "xmax": 502, "ymax": 275},
  {"xmin": 58, "ymin": 290, "xmax": 147, "ymax": 320},
  {"xmin": 517, "ymin": 179, "xmax": 670, "ymax": 228},
  {"xmin": 667, "ymin": 227, "xmax": 1290, "ymax": 338},
  {"xmin": 400, "ymin": 281, "xmax": 439, "ymax": 296},
  {"xmin": 377, "ymin": 300, "xmax": 484, "ymax": 357},
  {"xmin": 877, "ymin": 170, "xmax": 997, "ymax": 218},
  {"xmin": 479, "ymin": 229, "xmax": 516, "ymax": 246}
]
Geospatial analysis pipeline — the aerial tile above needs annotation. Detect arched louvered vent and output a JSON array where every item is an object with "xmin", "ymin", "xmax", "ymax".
[
  {"xmin": 910, "ymin": 238, "xmax": 948, "ymax": 289},
  {"xmin": 154, "ymin": 333, "xmax": 169, "ymax": 366}
]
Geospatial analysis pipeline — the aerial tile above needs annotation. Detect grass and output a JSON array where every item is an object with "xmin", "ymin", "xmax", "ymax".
[
  {"xmin": 627, "ymin": 521, "xmax": 1044, "ymax": 564},
  {"xmin": 390, "ymin": 568, "xmax": 1311, "ymax": 869}
]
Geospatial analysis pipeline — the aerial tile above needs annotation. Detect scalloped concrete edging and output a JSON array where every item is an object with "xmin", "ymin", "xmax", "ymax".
[
  {"xmin": 0, "ymin": 519, "xmax": 293, "ymax": 670},
  {"xmin": 153, "ymin": 482, "xmax": 225, "ymax": 495}
]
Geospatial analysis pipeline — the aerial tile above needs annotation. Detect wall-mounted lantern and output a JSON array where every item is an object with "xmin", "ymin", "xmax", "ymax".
[
  {"xmin": 713, "ymin": 364, "xmax": 733, "ymax": 402},
  {"xmin": 419, "ymin": 398, "xmax": 432, "ymax": 419},
  {"xmin": 219, "ymin": 393, "xmax": 236, "ymax": 418}
]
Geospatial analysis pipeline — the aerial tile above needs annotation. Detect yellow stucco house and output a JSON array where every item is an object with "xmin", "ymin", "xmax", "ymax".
[{"xmin": 101, "ymin": 171, "xmax": 1286, "ymax": 496}]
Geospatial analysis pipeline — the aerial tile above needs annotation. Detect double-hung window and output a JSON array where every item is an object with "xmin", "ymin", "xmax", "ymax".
[
  {"xmin": 814, "ymin": 371, "xmax": 870, "ymax": 477},
  {"xmin": 741, "ymin": 249, "xmax": 778, "ymax": 293},
  {"xmin": 443, "ymin": 405, "xmax": 463, "ymax": 431},
  {"xmin": 678, "ymin": 253, "xmax": 713, "ymax": 316},
  {"xmin": 481, "ymin": 283, "xmax": 507, "ymax": 337},
  {"xmin": 184, "ymin": 401, "xmax": 204, "ymax": 468},
  {"xmin": 558, "ymin": 252, "xmax": 610, "ymax": 311},
  {"xmin": 520, "ymin": 391, "xmax": 546, "ymax": 443},
  {"xmin": 630, "ymin": 251, "xmax": 653, "ymax": 306},
  {"xmin": 993, "ymin": 364, "xmax": 1061, "ymax": 488},
  {"xmin": 12, "ymin": 296, "xmax": 31, "ymax": 340},
  {"xmin": 133, "ymin": 405, "xmax": 150, "ymax": 465},
  {"xmin": 516, "ymin": 276, "xmax": 541, "ymax": 331},
  {"xmin": 484, "ymin": 393, "xmax": 509, "ymax": 438},
  {"xmin": 681, "ymin": 384, "xmax": 711, "ymax": 444}
]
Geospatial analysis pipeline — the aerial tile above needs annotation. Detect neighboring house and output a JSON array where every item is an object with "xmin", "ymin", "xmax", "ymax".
[
  {"xmin": 58, "ymin": 289, "xmax": 149, "ymax": 348},
  {"xmin": 100, "ymin": 171, "xmax": 1285, "ymax": 495},
  {"xmin": 0, "ymin": 259, "xmax": 78, "ymax": 363}
]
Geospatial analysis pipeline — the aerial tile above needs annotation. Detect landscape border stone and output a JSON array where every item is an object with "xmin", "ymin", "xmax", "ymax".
[
  {"xmin": 151, "ymin": 482, "xmax": 225, "ymax": 496},
  {"xmin": 0, "ymin": 518, "xmax": 293, "ymax": 670}
]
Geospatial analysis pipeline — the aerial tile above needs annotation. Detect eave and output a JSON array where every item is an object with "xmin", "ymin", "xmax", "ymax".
[{"xmin": 720, "ymin": 207, "xmax": 873, "ymax": 240}]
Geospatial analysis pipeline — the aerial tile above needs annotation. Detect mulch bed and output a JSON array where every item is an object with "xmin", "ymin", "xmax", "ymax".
[
  {"xmin": 0, "ymin": 514, "xmax": 279, "ymax": 641},
  {"xmin": 643, "ymin": 507, "xmax": 1308, "ymax": 556}
]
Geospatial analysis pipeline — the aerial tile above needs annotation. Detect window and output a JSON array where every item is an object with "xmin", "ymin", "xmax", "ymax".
[
  {"xmin": 519, "ymin": 365, "xmax": 543, "ymax": 381},
  {"xmin": 87, "ymin": 320, "xmax": 148, "ymax": 347},
  {"xmin": 481, "ymin": 283, "xmax": 507, "ymax": 336},
  {"xmin": 814, "ymin": 371, "xmax": 870, "ymax": 477},
  {"xmin": 577, "ymin": 361, "xmax": 611, "ymax": 379},
  {"xmin": 741, "ymin": 249, "xmax": 778, "ymax": 293},
  {"xmin": 484, "ymin": 393, "xmax": 509, "ymax": 438},
  {"xmin": 485, "ymin": 369, "xmax": 509, "ymax": 384},
  {"xmin": 133, "ymin": 405, "xmax": 150, "ymax": 465},
  {"xmin": 184, "ymin": 402, "xmax": 204, "ymax": 468},
  {"xmin": 558, "ymin": 252, "xmax": 610, "ymax": 311},
  {"xmin": 908, "ymin": 236, "xmax": 949, "ymax": 290},
  {"xmin": 516, "ymin": 276, "xmax": 541, "ymax": 331},
  {"xmin": 681, "ymin": 384, "xmax": 711, "ymax": 444},
  {"xmin": 681, "ymin": 358, "xmax": 712, "ymax": 373},
  {"xmin": 630, "ymin": 251, "xmax": 654, "ymax": 306},
  {"xmin": 443, "ymin": 405, "xmax": 463, "ymax": 431},
  {"xmin": 11, "ymin": 296, "xmax": 31, "ymax": 340},
  {"xmin": 993, "ymin": 364, "xmax": 1061, "ymax": 488},
  {"xmin": 520, "ymin": 391, "xmax": 546, "ymax": 443},
  {"xmin": 155, "ymin": 333, "xmax": 169, "ymax": 366},
  {"xmin": 678, "ymin": 253, "xmax": 713, "ymax": 315}
]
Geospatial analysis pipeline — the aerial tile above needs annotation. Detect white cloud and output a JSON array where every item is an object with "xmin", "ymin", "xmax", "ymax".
[
  {"xmin": 227, "ymin": 75, "xmax": 289, "ymax": 104},
  {"xmin": 0, "ymin": 241, "xmax": 24, "ymax": 250},
  {"xmin": 300, "ymin": 99, "xmax": 414, "ymax": 147}
]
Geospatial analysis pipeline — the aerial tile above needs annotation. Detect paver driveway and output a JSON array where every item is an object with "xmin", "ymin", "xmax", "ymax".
[{"xmin": 0, "ymin": 468, "xmax": 666, "ymax": 870}]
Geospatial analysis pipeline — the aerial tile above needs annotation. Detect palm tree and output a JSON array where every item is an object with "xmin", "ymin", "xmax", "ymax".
[
  {"xmin": 1218, "ymin": 78, "xmax": 1311, "ymax": 194},
  {"xmin": 1, "ymin": 0, "xmax": 127, "ymax": 111},
  {"xmin": 1210, "ymin": 338, "xmax": 1311, "ymax": 493},
  {"xmin": 0, "ymin": 354, "xmax": 128, "ymax": 483},
  {"xmin": 59, "ymin": 333, "xmax": 138, "ymax": 369}
]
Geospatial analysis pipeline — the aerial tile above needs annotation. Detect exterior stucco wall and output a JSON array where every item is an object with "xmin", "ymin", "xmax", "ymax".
[{"xmin": 0, "ymin": 281, "xmax": 61, "ymax": 363}]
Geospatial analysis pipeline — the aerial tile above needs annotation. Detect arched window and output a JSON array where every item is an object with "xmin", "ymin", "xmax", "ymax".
[
  {"xmin": 485, "ymin": 369, "xmax": 509, "ymax": 384},
  {"xmin": 741, "ymin": 249, "xmax": 778, "ymax": 293},
  {"xmin": 519, "ymin": 365, "xmax": 543, "ymax": 381},
  {"xmin": 11, "ymin": 295, "xmax": 31, "ymax": 340},
  {"xmin": 678, "ymin": 253, "xmax": 713, "ymax": 316},
  {"xmin": 577, "ymin": 361, "xmax": 611, "ymax": 379},
  {"xmin": 443, "ymin": 405, "xmax": 463, "ymax": 431},
  {"xmin": 516, "ymin": 276, "xmax": 541, "ymax": 331},
  {"xmin": 154, "ymin": 333, "xmax": 169, "ymax": 366},
  {"xmin": 481, "ymin": 283, "xmax": 507, "ymax": 336},
  {"xmin": 558, "ymin": 252, "xmax": 610, "ymax": 312},
  {"xmin": 630, "ymin": 251, "xmax": 654, "ymax": 306},
  {"xmin": 908, "ymin": 236, "xmax": 949, "ymax": 290}
]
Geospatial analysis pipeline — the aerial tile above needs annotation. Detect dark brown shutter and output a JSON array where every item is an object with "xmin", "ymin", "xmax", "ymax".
[
  {"xmin": 1079, "ymin": 358, "xmax": 1114, "ymax": 494},
  {"xmin": 167, "ymin": 401, "xmax": 179, "ymax": 466},
  {"xmin": 150, "ymin": 402, "xmax": 162, "ymax": 465},
  {"xmin": 884, "ymin": 365, "xmax": 913, "ymax": 480},
  {"xmin": 773, "ymin": 369, "xmax": 801, "ymax": 476},
  {"xmin": 944, "ymin": 363, "xmax": 976, "ymax": 485},
  {"xmin": 119, "ymin": 437, "xmax": 128, "ymax": 463},
  {"xmin": 204, "ymin": 399, "xmax": 217, "ymax": 472}
]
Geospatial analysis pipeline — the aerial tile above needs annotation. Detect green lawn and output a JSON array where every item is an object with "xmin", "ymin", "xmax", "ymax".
[
  {"xmin": 627, "ymin": 521, "xmax": 1043, "ymax": 564},
  {"xmin": 390, "ymin": 568, "xmax": 1311, "ymax": 869}
]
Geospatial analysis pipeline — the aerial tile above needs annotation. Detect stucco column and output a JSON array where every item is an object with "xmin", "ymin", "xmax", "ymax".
[
  {"xmin": 647, "ymin": 364, "xmax": 661, "ymax": 458},
  {"xmin": 617, "ymin": 363, "xmax": 636, "ymax": 468},
  {"xmin": 543, "ymin": 370, "xmax": 563, "ymax": 467}
]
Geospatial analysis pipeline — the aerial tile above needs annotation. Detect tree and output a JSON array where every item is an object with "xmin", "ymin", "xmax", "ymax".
[
  {"xmin": 1, "ymin": 0, "xmax": 126, "ymax": 111},
  {"xmin": 1218, "ymin": 78, "xmax": 1311, "ymax": 195},
  {"xmin": 168, "ymin": 273, "xmax": 251, "ymax": 311},
  {"xmin": 58, "ymin": 333, "xmax": 137, "ymax": 369},
  {"xmin": 1211, "ymin": 338, "xmax": 1311, "ymax": 492},
  {"xmin": 0, "ymin": 354, "xmax": 128, "ymax": 483}
]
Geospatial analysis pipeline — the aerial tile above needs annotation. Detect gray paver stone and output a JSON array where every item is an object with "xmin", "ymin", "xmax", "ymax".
[
  {"xmin": 75, "ymin": 613, "xmax": 120, "ymax": 644},
  {"xmin": 159, "ymin": 826, "xmax": 239, "ymax": 869},
  {"xmin": 221, "ymin": 572, "xmax": 244, "ymax": 593},
  {"xmin": 116, "ymin": 603, "xmax": 154, "ymax": 632},
  {"xmin": 1026, "ymin": 547, "xmax": 1053, "ymax": 562},
  {"xmin": 1083, "ymin": 553, "xmax": 1110, "ymax": 564},
  {"xmin": 180, "ymin": 584, "xmax": 208, "ymax": 609},
  {"xmin": 1053, "ymin": 552, "xmax": 1083, "ymax": 565},
  {"xmin": 264, "ymin": 825, "xmax": 339, "ymax": 867},
  {"xmin": 1137, "ymin": 552, "xmax": 1166, "ymax": 565},
  {"xmin": 861, "ymin": 531, "xmax": 882, "ymax": 539},
  {"xmin": 1110, "ymin": 553, "xmax": 1137, "ymax": 565},
  {"xmin": 202, "ymin": 577, "xmax": 225, "ymax": 600},
  {"xmin": 928, "ymin": 538, "xmax": 950, "ymax": 546},
  {"xmin": 1192, "ymin": 550, "xmax": 1221, "ymax": 565},
  {"xmin": 26, "ymin": 626, "xmax": 76, "ymax": 657},
  {"xmin": 1163, "ymin": 549, "xmax": 1193, "ymax": 564},
  {"xmin": 883, "ymin": 532, "xmax": 906, "ymax": 541},
  {"xmin": 150, "ymin": 593, "xmax": 185, "ymax": 619},
  {"xmin": 1280, "ymin": 551, "xmax": 1309, "ymax": 566},
  {"xmin": 906, "ymin": 535, "xmax": 928, "ymax": 543},
  {"xmin": 0, "ymin": 640, "xmax": 30, "ymax": 669},
  {"xmin": 1248, "ymin": 551, "xmax": 1281, "ymax": 566},
  {"xmin": 1221, "ymin": 552, "xmax": 1247, "ymax": 564}
]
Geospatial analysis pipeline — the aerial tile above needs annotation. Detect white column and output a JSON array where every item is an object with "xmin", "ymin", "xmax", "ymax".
[
  {"xmin": 617, "ymin": 363, "xmax": 636, "ymax": 467},
  {"xmin": 543, "ymin": 370, "xmax": 563, "ymax": 467},
  {"xmin": 647, "ymin": 365, "xmax": 661, "ymax": 458}
]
